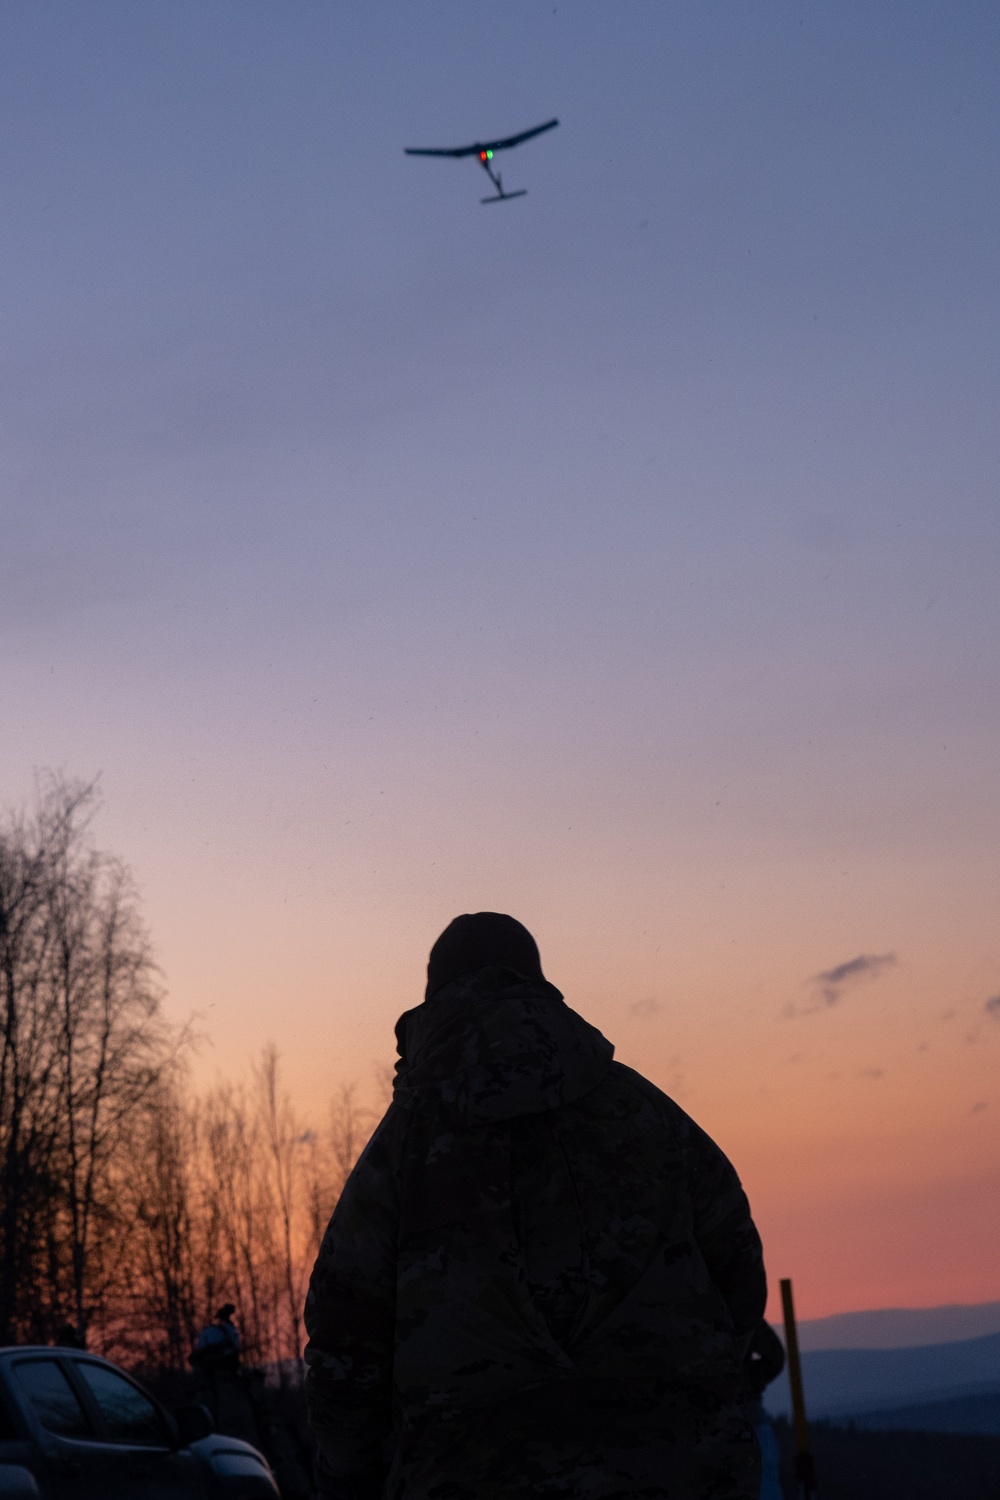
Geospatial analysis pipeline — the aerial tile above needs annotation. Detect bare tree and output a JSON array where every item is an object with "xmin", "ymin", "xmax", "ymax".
[
  {"xmin": 1, "ymin": 772, "xmax": 391, "ymax": 1374},
  {"xmin": 0, "ymin": 776, "xmax": 182, "ymax": 1344},
  {"xmin": 201, "ymin": 1078, "xmax": 282, "ymax": 1365},
  {"xmin": 0, "ymin": 789, "xmax": 63, "ymax": 1340},
  {"xmin": 52, "ymin": 858, "xmax": 173, "ymax": 1336},
  {"xmin": 329, "ymin": 1083, "xmax": 372, "ymax": 1196},
  {"xmin": 125, "ymin": 1081, "xmax": 200, "ymax": 1368},
  {"xmin": 256, "ymin": 1045, "xmax": 309, "ymax": 1373}
]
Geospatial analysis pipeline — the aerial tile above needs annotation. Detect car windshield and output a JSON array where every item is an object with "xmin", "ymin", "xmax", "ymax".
[
  {"xmin": 75, "ymin": 1362, "xmax": 168, "ymax": 1447},
  {"xmin": 14, "ymin": 1359, "xmax": 91, "ymax": 1439}
]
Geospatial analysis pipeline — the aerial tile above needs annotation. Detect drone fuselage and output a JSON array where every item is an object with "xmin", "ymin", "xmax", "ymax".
[{"xmin": 477, "ymin": 152, "xmax": 526, "ymax": 203}]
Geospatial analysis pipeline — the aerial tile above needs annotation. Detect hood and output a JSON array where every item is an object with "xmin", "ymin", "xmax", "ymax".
[{"xmin": 393, "ymin": 965, "xmax": 614, "ymax": 1123}]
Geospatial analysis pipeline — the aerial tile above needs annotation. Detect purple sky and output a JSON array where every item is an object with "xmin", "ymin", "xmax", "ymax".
[{"xmin": 3, "ymin": 1, "xmax": 999, "ymax": 1313}]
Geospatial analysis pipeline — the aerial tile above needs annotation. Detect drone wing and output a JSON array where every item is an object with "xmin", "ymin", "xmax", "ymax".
[
  {"xmin": 404, "ymin": 119, "xmax": 559, "ymax": 158},
  {"xmin": 404, "ymin": 143, "xmax": 479, "ymax": 158},
  {"xmin": 481, "ymin": 118, "xmax": 559, "ymax": 153}
]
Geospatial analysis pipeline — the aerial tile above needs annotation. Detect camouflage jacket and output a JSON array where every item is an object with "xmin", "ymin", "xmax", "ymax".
[{"xmin": 305, "ymin": 969, "xmax": 767, "ymax": 1500}]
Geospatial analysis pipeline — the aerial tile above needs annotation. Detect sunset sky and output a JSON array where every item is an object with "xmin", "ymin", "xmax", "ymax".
[{"xmin": 2, "ymin": 0, "xmax": 999, "ymax": 1321}]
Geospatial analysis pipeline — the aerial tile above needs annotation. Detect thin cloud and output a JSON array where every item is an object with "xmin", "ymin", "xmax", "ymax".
[
  {"xmin": 985, "ymin": 995, "xmax": 1000, "ymax": 1019},
  {"xmin": 809, "ymin": 952, "xmax": 897, "ymax": 1008},
  {"xmin": 629, "ymin": 997, "xmax": 664, "ymax": 1018}
]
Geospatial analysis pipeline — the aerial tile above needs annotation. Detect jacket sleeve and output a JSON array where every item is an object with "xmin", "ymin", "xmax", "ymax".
[
  {"xmin": 304, "ymin": 1108, "xmax": 404, "ymax": 1493},
  {"xmin": 686, "ymin": 1120, "xmax": 767, "ymax": 1347}
]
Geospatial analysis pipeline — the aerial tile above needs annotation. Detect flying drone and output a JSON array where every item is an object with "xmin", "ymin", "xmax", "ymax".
[{"xmin": 404, "ymin": 118, "xmax": 559, "ymax": 203}]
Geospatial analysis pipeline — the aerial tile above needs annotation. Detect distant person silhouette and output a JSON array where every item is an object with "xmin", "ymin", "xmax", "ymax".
[
  {"xmin": 190, "ymin": 1302, "xmax": 266, "ymax": 1451},
  {"xmin": 53, "ymin": 1323, "xmax": 85, "ymax": 1350},
  {"xmin": 191, "ymin": 1303, "xmax": 241, "ymax": 1374},
  {"xmin": 743, "ymin": 1321, "xmax": 786, "ymax": 1500},
  {"xmin": 305, "ymin": 913, "xmax": 767, "ymax": 1499}
]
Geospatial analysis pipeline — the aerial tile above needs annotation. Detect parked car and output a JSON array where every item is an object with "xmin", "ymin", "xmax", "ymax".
[{"xmin": 0, "ymin": 1346, "xmax": 280, "ymax": 1498}]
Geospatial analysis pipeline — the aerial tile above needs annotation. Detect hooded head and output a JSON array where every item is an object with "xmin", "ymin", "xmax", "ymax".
[
  {"xmin": 392, "ymin": 914, "xmax": 611, "ymax": 1123},
  {"xmin": 395, "ymin": 916, "xmax": 611, "ymax": 1122},
  {"xmin": 425, "ymin": 912, "xmax": 544, "ymax": 1000}
]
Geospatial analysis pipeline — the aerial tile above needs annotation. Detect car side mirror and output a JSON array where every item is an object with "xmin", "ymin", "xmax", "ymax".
[{"xmin": 173, "ymin": 1402, "xmax": 215, "ymax": 1445}]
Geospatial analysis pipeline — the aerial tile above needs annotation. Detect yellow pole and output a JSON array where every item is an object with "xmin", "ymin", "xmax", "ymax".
[{"xmin": 780, "ymin": 1277, "xmax": 817, "ymax": 1497}]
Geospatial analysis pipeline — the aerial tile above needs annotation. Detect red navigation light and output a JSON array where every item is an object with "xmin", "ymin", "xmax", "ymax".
[{"xmin": 480, "ymin": 150, "xmax": 488, "ymax": 161}]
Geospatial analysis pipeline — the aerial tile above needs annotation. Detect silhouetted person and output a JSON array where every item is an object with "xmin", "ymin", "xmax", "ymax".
[
  {"xmin": 305, "ymin": 913, "xmax": 767, "ymax": 1499},
  {"xmin": 191, "ymin": 1302, "xmax": 263, "ymax": 1446},
  {"xmin": 743, "ymin": 1322, "xmax": 785, "ymax": 1500},
  {"xmin": 53, "ymin": 1323, "xmax": 85, "ymax": 1350},
  {"xmin": 191, "ymin": 1302, "xmax": 241, "ymax": 1374}
]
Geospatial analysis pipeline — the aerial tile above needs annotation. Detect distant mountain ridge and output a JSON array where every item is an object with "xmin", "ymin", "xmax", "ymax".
[
  {"xmin": 796, "ymin": 1300, "xmax": 1000, "ymax": 1352},
  {"xmin": 843, "ymin": 1391, "xmax": 1000, "ymax": 1436},
  {"xmin": 765, "ymin": 1330, "xmax": 1000, "ymax": 1419}
]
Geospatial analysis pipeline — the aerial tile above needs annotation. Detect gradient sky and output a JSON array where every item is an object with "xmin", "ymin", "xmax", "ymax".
[{"xmin": 3, "ymin": 1, "xmax": 999, "ymax": 1319}]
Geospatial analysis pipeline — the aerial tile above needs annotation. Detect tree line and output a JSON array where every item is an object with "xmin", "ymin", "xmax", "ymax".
[{"xmin": 0, "ymin": 777, "xmax": 374, "ymax": 1371}]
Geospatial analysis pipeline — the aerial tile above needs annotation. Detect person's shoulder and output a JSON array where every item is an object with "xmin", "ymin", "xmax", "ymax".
[
  {"xmin": 604, "ymin": 1060, "xmax": 687, "ymax": 1119},
  {"xmin": 366, "ymin": 1097, "xmax": 409, "ymax": 1147},
  {"xmin": 592, "ymin": 1063, "xmax": 719, "ymax": 1147},
  {"xmin": 341, "ymin": 1098, "xmax": 413, "ymax": 1193}
]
